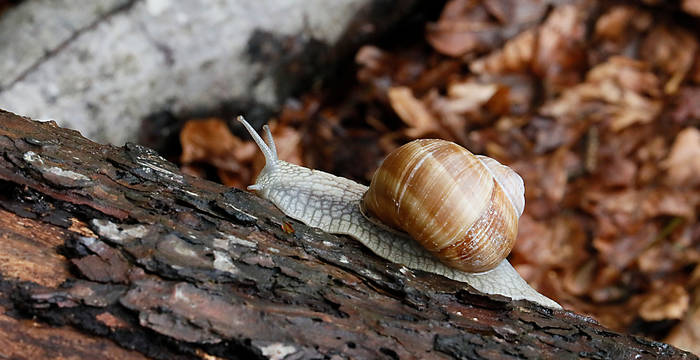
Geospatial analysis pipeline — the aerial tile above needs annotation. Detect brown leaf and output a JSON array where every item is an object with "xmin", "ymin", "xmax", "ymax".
[
  {"xmin": 541, "ymin": 147, "xmax": 571, "ymax": 204},
  {"xmin": 590, "ymin": 5, "xmax": 652, "ymax": 68},
  {"xmin": 541, "ymin": 57, "xmax": 662, "ymax": 132},
  {"xmin": 635, "ymin": 136, "xmax": 667, "ymax": 184},
  {"xmin": 594, "ymin": 6, "xmax": 646, "ymax": 42},
  {"xmin": 582, "ymin": 189, "xmax": 646, "ymax": 237},
  {"xmin": 682, "ymin": 0, "xmax": 700, "ymax": 17},
  {"xmin": 664, "ymin": 273, "xmax": 700, "ymax": 354},
  {"xmin": 593, "ymin": 224, "xmax": 657, "ymax": 269},
  {"xmin": 662, "ymin": 127, "xmax": 700, "ymax": 187},
  {"xmin": 671, "ymin": 87, "xmax": 700, "ymax": 123},
  {"xmin": 426, "ymin": 0, "xmax": 551, "ymax": 58},
  {"xmin": 595, "ymin": 155, "xmax": 637, "ymax": 188},
  {"xmin": 426, "ymin": 22, "xmax": 497, "ymax": 58},
  {"xmin": 514, "ymin": 214, "xmax": 587, "ymax": 267},
  {"xmin": 387, "ymin": 87, "xmax": 442, "ymax": 138},
  {"xmin": 470, "ymin": 29, "xmax": 535, "ymax": 74},
  {"xmin": 638, "ymin": 236, "xmax": 691, "ymax": 275},
  {"xmin": 444, "ymin": 80, "xmax": 502, "ymax": 114},
  {"xmin": 426, "ymin": 0, "xmax": 498, "ymax": 57},
  {"xmin": 562, "ymin": 258, "xmax": 597, "ymax": 296},
  {"xmin": 180, "ymin": 118, "xmax": 257, "ymax": 188},
  {"xmin": 356, "ymin": 45, "xmax": 391, "ymax": 85},
  {"xmin": 641, "ymin": 25, "xmax": 698, "ymax": 94},
  {"xmin": 589, "ymin": 266, "xmax": 627, "ymax": 303},
  {"xmin": 532, "ymin": 4, "xmax": 588, "ymax": 89},
  {"xmin": 642, "ymin": 188, "xmax": 696, "ymax": 219},
  {"xmin": 180, "ymin": 118, "xmax": 256, "ymax": 169},
  {"xmin": 639, "ymin": 284, "xmax": 689, "ymax": 321},
  {"xmin": 527, "ymin": 116, "xmax": 580, "ymax": 154},
  {"xmin": 665, "ymin": 302, "xmax": 700, "ymax": 354}
]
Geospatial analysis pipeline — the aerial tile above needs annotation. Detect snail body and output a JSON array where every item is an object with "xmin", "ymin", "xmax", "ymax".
[{"xmin": 238, "ymin": 116, "xmax": 560, "ymax": 309}]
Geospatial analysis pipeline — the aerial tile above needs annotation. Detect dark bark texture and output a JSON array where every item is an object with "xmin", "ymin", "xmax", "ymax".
[{"xmin": 0, "ymin": 109, "xmax": 696, "ymax": 359}]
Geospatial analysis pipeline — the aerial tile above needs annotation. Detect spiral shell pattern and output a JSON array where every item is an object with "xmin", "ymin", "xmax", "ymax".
[{"xmin": 362, "ymin": 139, "xmax": 523, "ymax": 273}]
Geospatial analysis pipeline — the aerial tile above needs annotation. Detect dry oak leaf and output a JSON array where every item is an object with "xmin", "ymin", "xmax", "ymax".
[
  {"xmin": 592, "ymin": 223, "xmax": 658, "ymax": 270},
  {"xmin": 671, "ymin": 87, "xmax": 700, "ymax": 123},
  {"xmin": 180, "ymin": 118, "xmax": 257, "ymax": 188},
  {"xmin": 664, "ymin": 280, "xmax": 700, "ymax": 355},
  {"xmin": 640, "ymin": 25, "xmax": 698, "ymax": 94},
  {"xmin": 662, "ymin": 127, "xmax": 700, "ymax": 187},
  {"xmin": 180, "ymin": 118, "xmax": 256, "ymax": 171},
  {"xmin": 582, "ymin": 189, "xmax": 646, "ymax": 238},
  {"xmin": 426, "ymin": 0, "xmax": 500, "ymax": 57},
  {"xmin": 471, "ymin": 2, "xmax": 590, "ymax": 81},
  {"xmin": 355, "ymin": 45, "xmax": 393, "ymax": 90},
  {"xmin": 515, "ymin": 214, "xmax": 586, "ymax": 268},
  {"xmin": 541, "ymin": 57, "xmax": 662, "ymax": 131},
  {"xmin": 470, "ymin": 29, "xmax": 536, "ymax": 74},
  {"xmin": 427, "ymin": 0, "xmax": 552, "ymax": 58},
  {"xmin": 532, "ymin": 3, "xmax": 588, "ymax": 88},
  {"xmin": 637, "ymin": 233, "xmax": 697, "ymax": 275},
  {"xmin": 595, "ymin": 155, "xmax": 637, "ymax": 188},
  {"xmin": 388, "ymin": 86, "xmax": 441, "ymax": 139},
  {"xmin": 443, "ymin": 80, "xmax": 505, "ymax": 114},
  {"xmin": 594, "ymin": 5, "xmax": 651, "ymax": 43},
  {"xmin": 639, "ymin": 284, "xmax": 690, "ymax": 321},
  {"xmin": 642, "ymin": 188, "xmax": 696, "ymax": 219},
  {"xmin": 682, "ymin": 0, "xmax": 700, "ymax": 17}
]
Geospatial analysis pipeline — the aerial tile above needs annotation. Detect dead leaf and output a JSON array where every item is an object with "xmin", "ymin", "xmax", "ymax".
[
  {"xmin": 639, "ymin": 284, "xmax": 689, "ymax": 321},
  {"xmin": 582, "ymin": 189, "xmax": 646, "ymax": 237},
  {"xmin": 532, "ymin": 4, "xmax": 588, "ymax": 89},
  {"xmin": 594, "ymin": 6, "xmax": 644, "ymax": 41},
  {"xmin": 180, "ymin": 118, "xmax": 257, "ymax": 188},
  {"xmin": 444, "ymin": 80, "xmax": 503, "ymax": 114},
  {"xmin": 563, "ymin": 258, "xmax": 597, "ymax": 296},
  {"xmin": 664, "ymin": 287, "xmax": 700, "ymax": 355},
  {"xmin": 426, "ymin": 0, "xmax": 551, "ymax": 58},
  {"xmin": 671, "ymin": 87, "xmax": 700, "ymax": 123},
  {"xmin": 642, "ymin": 188, "xmax": 696, "ymax": 219},
  {"xmin": 541, "ymin": 57, "xmax": 662, "ymax": 132},
  {"xmin": 662, "ymin": 127, "xmax": 700, "ymax": 187},
  {"xmin": 388, "ymin": 86, "xmax": 442, "ymax": 138},
  {"xmin": 471, "ymin": 29, "xmax": 535, "ymax": 74},
  {"xmin": 426, "ymin": 0, "xmax": 499, "ymax": 57},
  {"xmin": 514, "ymin": 214, "xmax": 587, "ymax": 267},
  {"xmin": 682, "ymin": 0, "xmax": 700, "ymax": 16},
  {"xmin": 641, "ymin": 25, "xmax": 697, "ymax": 94}
]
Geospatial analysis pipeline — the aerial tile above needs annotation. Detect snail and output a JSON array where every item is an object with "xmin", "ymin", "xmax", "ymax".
[{"xmin": 237, "ymin": 116, "xmax": 561, "ymax": 309}]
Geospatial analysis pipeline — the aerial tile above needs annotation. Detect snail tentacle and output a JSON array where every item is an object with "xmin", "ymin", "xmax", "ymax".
[
  {"xmin": 262, "ymin": 124, "xmax": 278, "ymax": 160},
  {"xmin": 237, "ymin": 116, "xmax": 278, "ymax": 192},
  {"xmin": 237, "ymin": 116, "xmax": 277, "ymax": 168}
]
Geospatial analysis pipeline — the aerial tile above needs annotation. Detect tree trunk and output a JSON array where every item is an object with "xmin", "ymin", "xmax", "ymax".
[{"xmin": 0, "ymin": 109, "xmax": 695, "ymax": 359}]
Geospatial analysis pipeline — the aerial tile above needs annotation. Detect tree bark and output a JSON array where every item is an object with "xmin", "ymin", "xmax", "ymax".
[{"xmin": 0, "ymin": 109, "xmax": 695, "ymax": 359}]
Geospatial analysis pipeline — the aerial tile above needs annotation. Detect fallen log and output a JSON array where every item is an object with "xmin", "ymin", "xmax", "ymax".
[{"xmin": 0, "ymin": 109, "xmax": 695, "ymax": 359}]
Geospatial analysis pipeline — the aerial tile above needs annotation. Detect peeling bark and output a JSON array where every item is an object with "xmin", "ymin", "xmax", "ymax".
[{"xmin": 0, "ymin": 110, "xmax": 696, "ymax": 359}]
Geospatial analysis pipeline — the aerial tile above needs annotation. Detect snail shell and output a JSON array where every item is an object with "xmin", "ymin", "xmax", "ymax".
[
  {"xmin": 362, "ymin": 139, "xmax": 524, "ymax": 273},
  {"xmin": 237, "ymin": 116, "xmax": 560, "ymax": 309}
]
